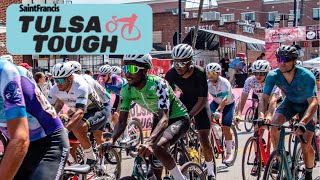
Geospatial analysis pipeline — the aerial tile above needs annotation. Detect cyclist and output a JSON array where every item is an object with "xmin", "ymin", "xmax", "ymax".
[
  {"xmin": 68, "ymin": 61, "xmax": 112, "ymax": 164},
  {"xmin": 0, "ymin": 59, "xmax": 69, "ymax": 179},
  {"xmin": 111, "ymin": 66, "xmax": 122, "ymax": 76},
  {"xmin": 165, "ymin": 44, "xmax": 215, "ymax": 179},
  {"xmin": 260, "ymin": 45, "xmax": 318, "ymax": 180},
  {"xmin": 296, "ymin": 60, "xmax": 303, "ymax": 67},
  {"xmin": 48, "ymin": 62, "xmax": 109, "ymax": 166},
  {"xmin": 101, "ymin": 54, "xmax": 191, "ymax": 180},
  {"xmin": 205, "ymin": 62, "xmax": 235, "ymax": 164},
  {"xmin": 235, "ymin": 60, "xmax": 281, "ymax": 126}
]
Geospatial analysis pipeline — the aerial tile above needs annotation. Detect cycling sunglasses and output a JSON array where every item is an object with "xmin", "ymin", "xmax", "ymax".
[
  {"xmin": 207, "ymin": 71, "xmax": 217, "ymax": 77},
  {"xmin": 277, "ymin": 57, "xmax": 294, "ymax": 63},
  {"xmin": 122, "ymin": 65, "xmax": 145, "ymax": 74},
  {"xmin": 54, "ymin": 78, "xmax": 66, "ymax": 84},
  {"xmin": 174, "ymin": 60, "xmax": 192, "ymax": 68},
  {"xmin": 253, "ymin": 72, "xmax": 268, "ymax": 76}
]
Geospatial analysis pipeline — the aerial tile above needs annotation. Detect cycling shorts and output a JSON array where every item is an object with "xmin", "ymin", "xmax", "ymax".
[
  {"xmin": 14, "ymin": 129, "xmax": 69, "ymax": 180},
  {"xmin": 276, "ymin": 98, "xmax": 316, "ymax": 132},
  {"xmin": 210, "ymin": 101, "xmax": 235, "ymax": 127},
  {"xmin": 83, "ymin": 106, "xmax": 109, "ymax": 132},
  {"xmin": 152, "ymin": 115, "xmax": 190, "ymax": 145}
]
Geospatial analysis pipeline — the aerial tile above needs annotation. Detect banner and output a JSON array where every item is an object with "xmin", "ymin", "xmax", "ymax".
[
  {"xmin": 306, "ymin": 25, "xmax": 320, "ymax": 40},
  {"xmin": 148, "ymin": 58, "xmax": 172, "ymax": 78},
  {"xmin": 265, "ymin": 43, "xmax": 279, "ymax": 69},
  {"xmin": 219, "ymin": 36, "xmax": 236, "ymax": 48},
  {"xmin": 6, "ymin": 4, "xmax": 152, "ymax": 55},
  {"xmin": 265, "ymin": 27, "xmax": 306, "ymax": 43}
]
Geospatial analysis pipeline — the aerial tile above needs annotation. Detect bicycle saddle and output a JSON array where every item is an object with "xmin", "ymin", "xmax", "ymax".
[{"xmin": 64, "ymin": 164, "xmax": 91, "ymax": 174}]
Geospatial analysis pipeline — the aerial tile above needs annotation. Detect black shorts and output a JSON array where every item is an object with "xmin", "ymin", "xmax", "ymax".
[
  {"xmin": 14, "ymin": 129, "xmax": 69, "ymax": 180},
  {"xmin": 83, "ymin": 106, "xmax": 110, "ymax": 132},
  {"xmin": 152, "ymin": 115, "xmax": 190, "ymax": 145},
  {"xmin": 193, "ymin": 105, "xmax": 211, "ymax": 130}
]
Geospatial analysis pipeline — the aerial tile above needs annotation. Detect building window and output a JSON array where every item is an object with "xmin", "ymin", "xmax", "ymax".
[
  {"xmin": 202, "ymin": 11, "xmax": 220, "ymax": 21},
  {"xmin": 193, "ymin": 12, "xmax": 198, "ymax": 18},
  {"xmin": 241, "ymin": 12, "xmax": 255, "ymax": 22},
  {"xmin": 289, "ymin": 10, "xmax": 300, "ymax": 19},
  {"xmin": 313, "ymin": 8, "xmax": 320, "ymax": 20},
  {"xmin": 221, "ymin": 14, "xmax": 235, "ymax": 22},
  {"xmin": 165, "ymin": 8, "xmax": 178, "ymax": 15},
  {"xmin": 268, "ymin": 11, "xmax": 278, "ymax": 22}
]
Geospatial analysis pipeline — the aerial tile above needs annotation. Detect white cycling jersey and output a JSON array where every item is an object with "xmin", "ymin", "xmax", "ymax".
[
  {"xmin": 243, "ymin": 76, "xmax": 281, "ymax": 99},
  {"xmin": 208, "ymin": 76, "xmax": 235, "ymax": 105},
  {"xmin": 48, "ymin": 74, "xmax": 102, "ymax": 112},
  {"xmin": 82, "ymin": 74, "xmax": 110, "ymax": 105}
]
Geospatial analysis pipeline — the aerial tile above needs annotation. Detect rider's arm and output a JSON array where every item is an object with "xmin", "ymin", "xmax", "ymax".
[
  {"xmin": 300, "ymin": 97, "xmax": 318, "ymax": 125},
  {"xmin": 65, "ymin": 108, "xmax": 85, "ymax": 132},
  {"xmin": 48, "ymin": 86, "xmax": 65, "ymax": 113},
  {"xmin": 110, "ymin": 111, "xmax": 129, "ymax": 144},
  {"xmin": 0, "ymin": 117, "xmax": 30, "ymax": 179},
  {"xmin": 259, "ymin": 73, "xmax": 275, "ymax": 119},
  {"xmin": 189, "ymin": 71, "xmax": 208, "ymax": 117},
  {"xmin": 217, "ymin": 97, "xmax": 228, "ymax": 112},
  {"xmin": 264, "ymin": 93, "xmax": 278, "ymax": 120},
  {"xmin": 164, "ymin": 69, "xmax": 176, "ymax": 91},
  {"xmin": 237, "ymin": 78, "xmax": 251, "ymax": 116},
  {"xmin": 216, "ymin": 78, "xmax": 233, "ymax": 112}
]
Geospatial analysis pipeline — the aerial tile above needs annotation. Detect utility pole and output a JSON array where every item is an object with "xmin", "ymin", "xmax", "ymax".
[
  {"xmin": 178, "ymin": 0, "xmax": 182, "ymax": 44},
  {"xmin": 293, "ymin": 0, "xmax": 298, "ymax": 27},
  {"xmin": 192, "ymin": 0, "xmax": 205, "ymax": 49},
  {"xmin": 299, "ymin": 0, "xmax": 304, "ymax": 25}
]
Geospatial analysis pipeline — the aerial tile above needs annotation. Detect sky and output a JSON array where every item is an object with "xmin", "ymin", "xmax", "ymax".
[{"xmin": 73, "ymin": 0, "xmax": 218, "ymax": 8}]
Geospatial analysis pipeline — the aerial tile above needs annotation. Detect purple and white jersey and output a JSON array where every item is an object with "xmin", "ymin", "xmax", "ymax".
[{"xmin": 0, "ymin": 60, "xmax": 63, "ymax": 142}]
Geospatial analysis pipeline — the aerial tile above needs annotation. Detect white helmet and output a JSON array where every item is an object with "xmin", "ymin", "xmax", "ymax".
[
  {"xmin": 0, "ymin": 55, "xmax": 13, "ymax": 63},
  {"xmin": 296, "ymin": 60, "xmax": 303, "ymax": 67},
  {"xmin": 252, "ymin": 60, "xmax": 271, "ymax": 72},
  {"xmin": 310, "ymin": 68, "xmax": 320, "ymax": 80},
  {"xmin": 123, "ymin": 54, "xmax": 153, "ymax": 69},
  {"xmin": 171, "ymin": 44, "xmax": 194, "ymax": 60},
  {"xmin": 111, "ymin": 66, "xmax": 122, "ymax": 74},
  {"xmin": 52, "ymin": 62, "xmax": 74, "ymax": 78},
  {"xmin": 206, "ymin": 63, "xmax": 221, "ymax": 73},
  {"xmin": 99, "ymin": 65, "xmax": 112, "ymax": 74},
  {"xmin": 69, "ymin": 61, "xmax": 82, "ymax": 72}
]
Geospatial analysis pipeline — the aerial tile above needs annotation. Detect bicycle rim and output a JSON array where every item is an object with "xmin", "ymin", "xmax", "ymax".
[
  {"xmin": 293, "ymin": 145, "xmax": 305, "ymax": 180},
  {"xmin": 242, "ymin": 137, "xmax": 262, "ymax": 180},
  {"xmin": 127, "ymin": 118, "xmax": 144, "ymax": 147},
  {"xmin": 245, "ymin": 107, "xmax": 255, "ymax": 132},
  {"xmin": 102, "ymin": 149, "xmax": 121, "ymax": 179},
  {"xmin": 263, "ymin": 150, "xmax": 286, "ymax": 180},
  {"xmin": 180, "ymin": 162, "xmax": 206, "ymax": 180}
]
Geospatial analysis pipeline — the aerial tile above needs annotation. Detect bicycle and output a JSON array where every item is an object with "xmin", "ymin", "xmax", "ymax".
[
  {"xmin": 263, "ymin": 123, "xmax": 307, "ymax": 180},
  {"xmin": 211, "ymin": 114, "xmax": 238, "ymax": 167},
  {"xmin": 243, "ymin": 98, "xmax": 259, "ymax": 132},
  {"xmin": 242, "ymin": 119, "xmax": 272, "ymax": 180},
  {"xmin": 0, "ymin": 132, "xmax": 8, "ymax": 162},
  {"xmin": 114, "ymin": 145, "xmax": 207, "ymax": 180}
]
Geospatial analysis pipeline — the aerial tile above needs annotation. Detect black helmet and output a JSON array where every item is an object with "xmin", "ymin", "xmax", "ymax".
[{"xmin": 276, "ymin": 45, "xmax": 299, "ymax": 59}]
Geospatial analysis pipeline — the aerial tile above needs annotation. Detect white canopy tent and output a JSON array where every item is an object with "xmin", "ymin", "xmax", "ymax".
[{"xmin": 303, "ymin": 57, "xmax": 320, "ymax": 68}]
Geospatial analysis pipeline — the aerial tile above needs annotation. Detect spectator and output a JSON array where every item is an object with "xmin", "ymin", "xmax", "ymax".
[
  {"xmin": 219, "ymin": 53, "xmax": 230, "ymax": 78},
  {"xmin": 34, "ymin": 72, "xmax": 50, "ymax": 97},
  {"xmin": 228, "ymin": 57, "xmax": 240, "ymax": 85},
  {"xmin": 256, "ymin": 53, "xmax": 265, "ymax": 60},
  {"xmin": 237, "ymin": 57, "xmax": 247, "ymax": 73},
  {"xmin": 46, "ymin": 72, "xmax": 55, "ymax": 87},
  {"xmin": 85, "ymin": 69, "xmax": 93, "ymax": 76}
]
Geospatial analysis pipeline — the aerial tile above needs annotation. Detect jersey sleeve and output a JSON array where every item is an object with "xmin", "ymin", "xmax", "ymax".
[
  {"xmin": 120, "ymin": 86, "xmax": 131, "ymax": 112},
  {"xmin": 263, "ymin": 72, "xmax": 276, "ymax": 96},
  {"xmin": 156, "ymin": 79, "xmax": 170, "ymax": 110},
  {"xmin": 242, "ymin": 77, "xmax": 252, "ymax": 94},
  {"xmin": 164, "ymin": 69, "xmax": 176, "ymax": 91},
  {"xmin": 1, "ymin": 64, "xmax": 27, "ymax": 120},
  {"xmin": 75, "ymin": 83, "xmax": 89, "ymax": 109},
  {"xmin": 220, "ymin": 79, "xmax": 231, "ymax": 99},
  {"xmin": 198, "ymin": 72, "xmax": 208, "ymax": 97},
  {"xmin": 304, "ymin": 73, "xmax": 317, "ymax": 98},
  {"xmin": 48, "ymin": 85, "xmax": 58, "ymax": 105}
]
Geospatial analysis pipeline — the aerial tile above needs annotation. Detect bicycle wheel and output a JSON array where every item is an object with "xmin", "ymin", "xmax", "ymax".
[
  {"xmin": 102, "ymin": 148, "xmax": 121, "ymax": 179},
  {"xmin": 263, "ymin": 150, "xmax": 286, "ymax": 180},
  {"xmin": 170, "ymin": 146, "xmax": 191, "ymax": 166},
  {"xmin": 242, "ymin": 137, "xmax": 262, "ymax": 180},
  {"xmin": 181, "ymin": 162, "xmax": 207, "ymax": 180},
  {"xmin": 224, "ymin": 125, "xmax": 238, "ymax": 167},
  {"xmin": 0, "ymin": 133, "xmax": 8, "ymax": 161},
  {"xmin": 244, "ymin": 107, "xmax": 255, "ymax": 132},
  {"xmin": 287, "ymin": 134, "xmax": 296, "ymax": 157},
  {"xmin": 293, "ymin": 144, "xmax": 305, "ymax": 180},
  {"xmin": 127, "ymin": 118, "xmax": 144, "ymax": 147}
]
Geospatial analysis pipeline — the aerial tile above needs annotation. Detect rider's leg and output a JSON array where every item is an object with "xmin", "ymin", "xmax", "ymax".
[
  {"xmin": 93, "ymin": 130, "xmax": 105, "ymax": 145},
  {"xmin": 301, "ymin": 122, "xmax": 316, "ymax": 180},
  {"xmin": 153, "ymin": 117, "xmax": 190, "ymax": 180},
  {"xmin": 222, "ymin": 102, "xmax": 235, "ymax": 159},
  {"xmin": 270, "ymin": 113, "xmax": 286, "ymax": 149}
]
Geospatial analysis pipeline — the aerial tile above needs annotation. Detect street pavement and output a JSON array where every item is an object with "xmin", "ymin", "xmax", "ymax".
[{"xmin": 119, "ymin": 122, "xmax": 320, "ymax": 179}]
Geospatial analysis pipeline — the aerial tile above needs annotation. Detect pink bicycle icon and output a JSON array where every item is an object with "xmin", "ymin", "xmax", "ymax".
[{"xmin": 105, "ymin": 13, "xmax": 141, "ymax": 41}]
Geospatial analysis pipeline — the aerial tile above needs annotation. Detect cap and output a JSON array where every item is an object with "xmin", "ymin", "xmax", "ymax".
[
  {"xmin": 236, "ymin": 53, "xmax": 246, "ymax": 57},
  {"xmin": 19, "ymin": 63, "xmax": 32, "ymax": 70}
]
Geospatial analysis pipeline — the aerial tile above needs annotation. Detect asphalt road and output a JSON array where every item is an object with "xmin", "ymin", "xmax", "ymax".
[{"xmin": 119, "ymin": 122, "xmax": 320, "ymax": 179}]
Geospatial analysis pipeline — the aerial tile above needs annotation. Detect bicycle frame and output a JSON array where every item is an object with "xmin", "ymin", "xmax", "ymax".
[
  {"xmin": 258, "ymin": 129, "xmax": 271, "ymax": 166},
  {"xmin": 211, "ymin": 121, "xmax": 226, "ymax": 160}
]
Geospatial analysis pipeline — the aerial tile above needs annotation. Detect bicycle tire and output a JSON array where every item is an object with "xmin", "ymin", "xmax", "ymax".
[
  {"xmin": 244, "ymin": 107, "xmax": 255, "ymax": 132},
  {"xmin": 119, "ymin": 176, "xmax": 137, "ymax": 180},
  {"xmin": 128, "ymin": 118, "xmax": 144, "ymax": 147},
  {"xmin": 292, "ymin": 144, "xmax": 305, "ymax": 180},
  {"xmin": 242, "ymin": 137, "xmax": 262, "ymax": 180},
  {"xmin": 263, "ymin": 150, "xmax": 285, "ymax": 180},
  {"xmin": 288, "ymin": 133, "xmax": 295, "ymax": 157},
  {"xmin": 170, "ymin": 146, "xmax": 192, "ymax": 166},
  {"xmin": 180, "ymin": 162, "xmax": 206, "ymax": 180},
  {"xmin": 224, "ymin": 125, "xmax": 239, "ymax": 167},
  {"xmin": 103, "ymin": 148, "xmax": 121, "ymax": 179}
]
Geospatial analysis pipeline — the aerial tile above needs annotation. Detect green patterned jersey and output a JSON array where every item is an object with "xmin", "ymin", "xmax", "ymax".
[{"xmin": 120, "ymin": 75, "xmax": 188, "ymax": 119}]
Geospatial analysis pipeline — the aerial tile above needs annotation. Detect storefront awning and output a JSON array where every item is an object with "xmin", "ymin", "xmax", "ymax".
[{"xmin": 183, "ymin": 29, "xmax": 265, "ymax": 51}]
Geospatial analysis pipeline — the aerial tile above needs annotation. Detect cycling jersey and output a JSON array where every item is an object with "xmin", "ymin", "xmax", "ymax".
[
  {"xmin": 243, "ymin": 76, "xmax": 281, "ymax": 99},
  {"xmin": 208, "ymin": 76, "xmax": 235, "ymax": 105},
  {"xmin": 82, "ymin": 74, "xmax": 111, "ymax": 105},
  {"xmin": 48, "ymin": 74, "xmax": 103, "ymax": 112},
  {"xmin": 120, "ymin": 75, "xmax": 188, "ymax": 119},
  {"xmin": 103, "ymin": 74, "xmax": 127, "ymax": 95},
  {"xmin": 0, "ymin": 60, "xmax": 63, "ymax": 142},
  {"xmin": 264, "ymin": 67, "xmax": 317, "ymax": 103}
]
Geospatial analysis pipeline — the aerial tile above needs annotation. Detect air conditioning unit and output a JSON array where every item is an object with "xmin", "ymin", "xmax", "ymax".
[
  {"xmin": 193, "ymin": 12, "xmax": 198, "ymax": 18},
  {"xmin": 219, "ymin": 18, "xmax": 225, "ymax": 26},
  {"xmin": 183, "ymin": 12, "xmax": 190, "ymax": 18},
  {"xmin": 255, "ymin": 22, "xmax": 261, "ymax": 27}
]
